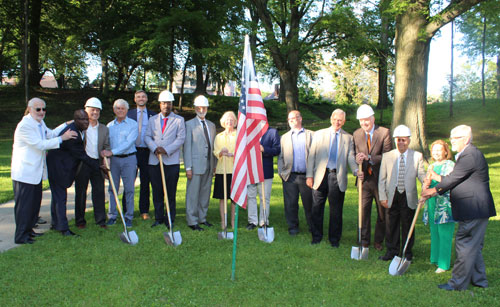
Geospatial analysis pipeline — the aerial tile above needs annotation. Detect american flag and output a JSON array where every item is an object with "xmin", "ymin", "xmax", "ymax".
[{"xmin": 231, "ymin": 35, "xmax": 268, "ymax": 208}]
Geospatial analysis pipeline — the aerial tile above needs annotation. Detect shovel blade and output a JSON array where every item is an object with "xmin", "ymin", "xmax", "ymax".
[
  {"xmin": 119, "ymin": 231, "xmax": 138, "ymax": 246},
  {"xmin": 163, "ymin": 231, "xmax": 182, "ymax": 246},
  {"xmin": 258, "ymin": 227, "xmax": 275, "ymax": 243},
  {"xmin": 351, "ymin": 246, "xmax": 362, "ymax": 260},
  {"xmin": 217, "ymin": 231, "xmax": 234, "ymax": 240},
  {"xmin": 389, "ymin": 256, "xmax": 411, "ymax": 276},
  {"xmin": 163, "ymin": 232, "xmax": 174, "ymax": 246},
  {"xmin": 361, "ymin": 247, "xmax": 369, "ymax": 260},
  {"xmin": 172, "ymin": 231, "xmax": 182, "ymax": 246}
]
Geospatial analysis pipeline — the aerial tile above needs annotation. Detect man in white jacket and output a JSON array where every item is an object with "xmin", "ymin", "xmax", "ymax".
[{"xmin": 11, "ymin": 98, "xmax": 76, "ymax": 244}]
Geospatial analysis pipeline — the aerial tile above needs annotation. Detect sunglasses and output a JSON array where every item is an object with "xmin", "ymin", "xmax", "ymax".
[{"xmin": 35, "ymin": 108, "xmax": 46, "ymax": 112}]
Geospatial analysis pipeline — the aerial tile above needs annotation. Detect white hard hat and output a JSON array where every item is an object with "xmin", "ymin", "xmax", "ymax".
[
  {"xmin": 158, "ymin": 90, "xmax": 174, "ymax": 102},
  {"xmin": 85, "ymin": 97, "xmax": 102, "ymax": 110},
  {"xmin": 193, "ymin": 95, "xmax": 209, "ymax": 107},
  {"xmin": 393, "ymin": 125, "xmax": 411, "ymax": 137},
  {"xmin": 356, "ymin": 104, "xmax": 374, "ymax": 119}
]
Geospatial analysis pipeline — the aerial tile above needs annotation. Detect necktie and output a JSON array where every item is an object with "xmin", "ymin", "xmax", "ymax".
[
  {"xmin": 201, "ymin": 120, "xmax": 211, "ymax": 159},
  {"xmin": 136, "ymin": 110, "xmax": 144, "ymax": 146},
  {"xmin": 397, "ymin": 154, "xmax": 405, "ymax": 193},
  {"xmin": 161, "ymin": 117, "xmax": 168, "ymax": 133},
  {"xmin": 366, "ymin": 134, "xmax": 372, "ymax": 175},
  {"xmin": 327, "ymin": 132, "xmax": 338, "ymax": 170}
]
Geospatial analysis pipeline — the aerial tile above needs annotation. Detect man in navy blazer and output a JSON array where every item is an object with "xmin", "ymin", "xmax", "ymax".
[
  {"xmin": 47, "ymin": 110, "xmax": 101, "ymax": 236},
  {"xmin": 423, "ymin": 125, "xmax": 496, "ymax": 291},
  {"xmin": 126, "ymin": 90, "xmax": 156, "ymax": 220}
]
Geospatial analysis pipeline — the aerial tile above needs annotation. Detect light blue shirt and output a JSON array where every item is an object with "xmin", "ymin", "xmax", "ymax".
[
  {"xmin": 136, "ymin": 108, "xmax": 149, "ymax": 147},
  {"xmin": 291, "ymin": 128, "xmax": 306, "ymax": 173},
  {"xmin": 107, "ymin": 117, "xmax": 138, "ymax": 155}
]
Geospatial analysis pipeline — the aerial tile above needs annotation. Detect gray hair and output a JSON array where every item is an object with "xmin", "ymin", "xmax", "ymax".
[
  {"xmin": 28, "ymin": 97, "xmax": 45, "ymax": 108},
  {"xmin": 331, "ymin": 108, "xmax": 346, "ymax": 118},
  {"xmin": 451, "ymin": 125, "xmax": 473, "ymax": 143},
  {"xmin": 113, "ymin": 99, "xmax": 129, "ymax": 110},
  {"xmin": 220, "ymin": 111, "xmax": 237, "ymax": 128}
]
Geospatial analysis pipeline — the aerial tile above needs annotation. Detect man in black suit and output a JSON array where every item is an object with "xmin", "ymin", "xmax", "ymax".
[
  {"xmin": 126, "ymin": 90, "xmax": 156, "ymax": 220},
  {"xmin": 47, "ymin": 110, "xmax": 101, "ymax": 236},
  {"xmin": 422, "ymin": 125, "xmax": 496, "ymax": 291}
]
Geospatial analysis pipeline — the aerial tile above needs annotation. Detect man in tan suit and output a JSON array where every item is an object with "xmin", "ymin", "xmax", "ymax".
[
  {"xmin": 278, "ymin": 110, "xmax": 314, "ymax": 235},
  {"xmin": 378, "ymin": 125, "xmax": 426, "ymax": 261},
  {"xmin": 74, "ymin": 97, "xmax": 111, "ymax": 228},
  {"xmin": 306, "ymin": 109, "xmax": 358, "ymax": 247}
]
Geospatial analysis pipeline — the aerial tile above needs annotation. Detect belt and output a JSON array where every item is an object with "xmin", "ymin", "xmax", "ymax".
[
  {"xmin": 291, "ymin": 172, "xmax": 306, "ymax": 175},
  {"xmin": 114, "ymin": 152, "xmax": 135, "ymax": 158},
  {"xmin": 326, "ymin": 168, "xmax": 337, "ymax": 173},
  {"xmin": 136, "ymin": 147, "xmax": 149, "ymax": 150}
]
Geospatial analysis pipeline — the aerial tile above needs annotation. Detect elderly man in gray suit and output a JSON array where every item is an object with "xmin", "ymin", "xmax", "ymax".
[
  {"xmin": 278, "ymin": 110, "xmax": 314, "ymax": 236},
  {"xmin": 145, "ymin": 90, "xmax": 185, "ymax": 228},
  {"xmin": 183, "ymin": 95, "xmax": 216, "ymax": 231},
  {"xmin": 306, "ymin": 109, "xmax": 358, "ymax": 247},
  {"xmin": 378, "ymin": 125, "xmax": 426, "ymax": 261}
]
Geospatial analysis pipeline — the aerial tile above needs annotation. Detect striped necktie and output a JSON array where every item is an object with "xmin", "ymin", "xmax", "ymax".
[{"xmin": 397, "ymin": 154, "xmax": 405, "ymax": 193}]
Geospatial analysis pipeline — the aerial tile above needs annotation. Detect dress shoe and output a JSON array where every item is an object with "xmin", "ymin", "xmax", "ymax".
[
  {"xmin": 99, "ymin": 224, "xmax": 108, "ymax": 229},
  {"xmin": 289, "ymin": 229, "xmax": 299, "ymax": 236},
  {"xmin": 378, "ymin": 254, "xmax": 395, "ymax": 261},
  {"xmin": 331, "ymin": 241, "xmax": 340, "ymax": 248},
  {"xmin": 106, "ymin": 218, "xmax": 116, "ymax": 226},
  {"xmin": 141, "ymin": 213, "xmax": 150, "ymax": 220},
  {"xmin": 362, "ymin": 244, "xmax": 369, "ymax": 248},
  {"xmin": 30, "ymin": 231, "xmax": 44, "ymax": 237},
  {"xmin": 61, "ymin": 230, "xmax": 78, "ymax": 237},
  {"xmin": 435, "ymin": 268, "xmax": 446, "ymax": 274},
  {"xmin": 438, "ymin": 284, "xmax": 457, "ymax": 291},
  {"xmin": 201, "ymin": 221, "xmax": 213, "ymax": 227},
  {"xmin": 37, "ymin": 217, "xmax": 47, "ymax": 224},
  {"xmin": 77, "ymin": 224, "xmax": 86, "ymax": 229},
  {"xmin": 16, "ymin": 238, "xmax": 35, "ymax": 244},
  {"xmin": 246, "ymin": 223, "xmax": 257, "ymax": 230},
  {"xmin": 311, "ymin": 239, "xmax": 321, "ymax": 245},
  {"xmin": 189, "ymin": 224, "xmax": 204, "ymax": 231},
  {"xmin": 151, "ymin": 221, "xmax": 162, "ymax": 228},
  {"xmin": 374, "ymin": 242, "xmax": 383, "ymax": 251}
]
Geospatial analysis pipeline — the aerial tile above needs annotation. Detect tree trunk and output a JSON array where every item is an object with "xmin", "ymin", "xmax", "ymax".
[
  {"xmin": 450, "ymin": 21, "xmax": 454, "ymax": 118},
  {"xmin": 279, "ymin": 70, "xmax": 299, "ymax": 112},
  {"xmin": 496, "ymin": 54, "xmax": 500, "ymax": 100},
  {"xmin": 377, "ymin": 0, "xmax": 390, "ymax": 111},
  {"xmin": 28, "ymin": 0, "xmax": 42, "ymax": 88},
  {"xmin": 142, "ymin": 67, "xmax": 146, "ymax": 90},
  {"xmin": 114, "ymin": 65, "xmax": 124, "ymax": 92},
  {"xmin": 278, "ymin": 77, "xmax": 285, "ymax": 102},
  {"xmin": 393, "ymin": 12, "xmax": 430, "ymax": 154},
  {"xmin": 101, "ymin": 55, "xmax": 109, "ymax": 96},
  {"xmin": 168, "ymin": 28, "xmax": 175, "ymax": 92},
  {"xmin": 481, "ymin": 15, "xmax": 486, "ymax": 106},
  {"xmin": 194, "ymin": 63, "xmax": 205, "ymax": 95},
  {"xmin": 179, "ymin": 51, "xmax": 190, "ymax": 111}
]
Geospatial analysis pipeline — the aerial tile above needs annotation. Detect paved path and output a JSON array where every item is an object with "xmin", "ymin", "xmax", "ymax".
[{"xmin": 0, "ymin": 179, "xmax": 138, "ymax": 253}]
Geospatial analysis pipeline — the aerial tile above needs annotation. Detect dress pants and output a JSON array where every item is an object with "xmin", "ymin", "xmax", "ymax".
[
  {"xmin": 360, "ymin": 174, "xmax": 388, "ymax": 245},
  {"xmin": 74, "ymin": 159, "xmax": 106, "ymax": 226},
  {"xmin": 247, "ymin": 178, "xmax": 273, "ymax": 226},
  {"xmin": 108, "ymin": 155, "xmax": 137, "ymax": 221},
  {"xmin": 49, "ymin": 179, "xmax": 70, "ymax": 231},
  {"xmin": 149, "ymin": 163, "xmax": 179, "ymax": 225},
  {"xmin": 13, "ymin": 180, "xmax": 42, "ymax": 243},
  {"xmin": 386, "ymin": 190, "xmax": 415, "ymax": 258},
  {"xmin": 311, "ymin": 170, "xmax": 345, "ymax": 244},
  {"xmin": 185, "ymin": 167, "xmax": 213, "ymax": 226},
  {"xmin": 123, "ymin": 148, "xmax": 151, "ymax": 215},
  {"xmin": 448, "ymin": 218, "xmax": 489, "ymax": 290},
  {"xmin": 282, "ymin": 173, "xmax": 312, "ymax": 232}
]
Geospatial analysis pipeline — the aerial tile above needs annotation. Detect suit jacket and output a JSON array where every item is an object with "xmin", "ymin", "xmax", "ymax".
[
  {"xmin": 144, "ymin": 112, "xmax": 185, "ymax": 165},
  {"xmin": 306, "ymin": 127, "xmax": 357, "ymax": 191},
  {"xmin": 47, "ymin": 123, "xmax": 99, "ymax": 188},
  {"xmin": 436, "ymin": 144, "xmax": 496, "ymax": 221},
  {"xmin": 278, "ymin": 128, "xmax": 314, "ymax": 181},
  {"xmin": 77, "ymin": 122, "xmax": 110, "ymax": 177},
  {"xmin": 353, "ymin": 125, "xmax": 392, "ymax": 180},
  {"xmin": 11, "ymin": 115, "xmax": 67, "ymax": 184},
  {"xmin": 127, "ymin": 108, "xmax": 156, "ymax": 123},
  {"xmin": 261, "ymin": 128, "xmax": 281, "ymax": 179},
  {"xmin": 183, "ymin": 117, "xmax": 216, "ymax": 175},
  {"xmin": 378, "ymin": 149, "xmax": 426, "ymax": 209}
]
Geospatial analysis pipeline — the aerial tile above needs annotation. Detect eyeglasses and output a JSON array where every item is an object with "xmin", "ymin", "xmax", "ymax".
[
  {"xmin": 450, "ymin": 136, "xmax": 465, "ymax": 140},
  {"xmin": 35, "ymin": 108, "xmax": 46, "ymax": 112}
]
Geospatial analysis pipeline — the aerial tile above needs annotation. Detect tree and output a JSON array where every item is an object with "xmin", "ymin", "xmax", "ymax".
[{"xmin": 391, "ymin": 0, "xmax": 485, "ymax": 153}]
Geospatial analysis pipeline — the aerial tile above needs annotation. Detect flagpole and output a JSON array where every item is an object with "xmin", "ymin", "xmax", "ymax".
[{"xmin": 230, "ymin": 205, "xmax": 239, "ymax": 281}]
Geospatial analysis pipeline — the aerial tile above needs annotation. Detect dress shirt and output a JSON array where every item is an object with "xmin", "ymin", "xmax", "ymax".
[
  {"xmin": 291, "ymin": 128, "xmax": 306, "ymax": 173},
  {"xmin": 327, "ymin": 128, "xmax": 340, "ymax": 169},
  {"xmin": 136, "ymin": 108, "xmax": 149, "ymax": 147},
  {"xmin": 454, "ymin": 144, "xmax": 470, "ymax": 161},
  {"xmin": 365, "ymin": 125, "xmax": 375, "ymax": 143},
  {"xmin": 85, "ymin": 123, "xmax": 99, "ymax": 159},
  {"xmin": 107, "ymin": 117, "xmax": 138, "ymax": 155}
]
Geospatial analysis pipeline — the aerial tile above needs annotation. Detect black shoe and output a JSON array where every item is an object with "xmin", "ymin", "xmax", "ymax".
[
  {"xmin": 61, "ymin": 230, "xmax": 78, "ymax": 237},
  {"xmin": 189, "ymin": 224, "xmax": 204, "ymax": 231},
  {"xmin": 438, "ymin": 284, "xmax": 456, "ymax": 291},
  {"xmin": 246, "ymin": 223, "xmax": 257, "ymax": 230},
  {"xmin": 30, "ymin": 231, "xmax": 44, "ymax": 237},
  {"xmin": 289, "ymin": 229, "xmax": 299, "ymax": 236},
  {"xmin": 201, "ymin": 221, "xmax": 213, "ymax": 227},
  {"xmin": 37, "ymin": 217, "xmax": 47, "ymax": 224},
  {"xmin": 16, "ymin": 238, "xmax": 35, "ymax": 244},
  {"xmin": 151, "ymin": 221, "xmax": 161, "ymax": 228},
  {"xmin": 404, "ymin": 254, "xmax": 413, "ymax": 261},
  {"xmin": 330, "ymin": 241, "xmax": 339, "ymax": 248},
  {"xmin": 378, "ymin": 253, "xmax": 395, "ymax": 261},
  {"xmin": 311, "ymin": 239, "xmax": 321, "ymax": 245}
]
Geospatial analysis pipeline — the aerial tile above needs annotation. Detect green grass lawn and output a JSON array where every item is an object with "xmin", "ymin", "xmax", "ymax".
[{"xmin": 1, "ymin": 89, "xmax": 499, "ymax": 305}]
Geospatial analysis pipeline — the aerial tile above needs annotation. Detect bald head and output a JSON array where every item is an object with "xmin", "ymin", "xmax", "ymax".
[{"xmin": 74, "ymin": 109, "xmax": 89, "ymax": 131}]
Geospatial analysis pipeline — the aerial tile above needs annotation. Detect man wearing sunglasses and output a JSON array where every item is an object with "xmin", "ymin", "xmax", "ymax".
[{"xmin": 11, "ymin": 98, "xmax": 77, "ymax": 244}]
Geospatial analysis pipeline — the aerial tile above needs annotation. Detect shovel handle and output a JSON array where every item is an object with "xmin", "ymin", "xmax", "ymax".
[
  {"xmin": 104, "ymin": 157, "xmax": 127, "ymax": 233},
  {"xmin": 358, "ymin": 162, "xmax": 363, "ymax": 243},
  {"xmin": 401, "ymin": 199, "xmax": 425, "ymax": 256},
  {"xmin": 158, "ymin": 154, "xmax": 174, "ymax": 233}
]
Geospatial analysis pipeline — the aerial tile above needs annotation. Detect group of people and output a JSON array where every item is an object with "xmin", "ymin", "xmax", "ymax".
[{"xmin": 11, "ymin": 91, "xmax": 495, "ymax": 292}]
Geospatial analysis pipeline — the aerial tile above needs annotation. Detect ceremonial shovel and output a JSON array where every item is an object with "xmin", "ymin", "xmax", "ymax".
[
  {"xmin": 351, "ymin": 163, "xmax": 368, "ymax": 260},
  {"xmin": 389, "ymin": 199, "xmax": 425, "ymax": 276},
  {"xmin": 158, "ymin": 154, "xmax": 182, "ymax": 247},
  {"xmin": 104, "ymin": 157, "xmax": 139, "ymax": 245},
  {"xmin": 258, "ymin": 182, "xmax": 274, "ymax": 243},
  {"xmin": 218, "ymin": 157, "xmax": 233, "ymax": 240}
]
